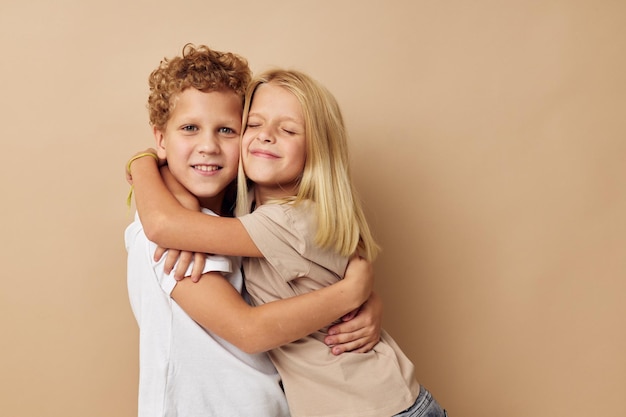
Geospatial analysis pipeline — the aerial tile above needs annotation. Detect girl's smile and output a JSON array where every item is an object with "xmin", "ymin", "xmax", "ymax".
[
  {"xmin": 242, "ymin": 82, "xmax": 307, "ymax": 203},
  {"xmin": 249, "ymin": 149, "xmax": 280, "ymax": 159}
]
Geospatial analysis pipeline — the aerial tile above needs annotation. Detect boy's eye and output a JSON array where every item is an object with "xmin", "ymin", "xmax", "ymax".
[
  {"xmin": 182, "ymin": 125, "xmax": 198, "ymax": 132},
  {"xmin": 218, "ymin": 127, "xmax": 236, "ymax": 135}
]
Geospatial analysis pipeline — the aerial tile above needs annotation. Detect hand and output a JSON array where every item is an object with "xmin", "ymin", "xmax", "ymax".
[
  {"xmin": 324, "ymin": 292, "xmax": 383, "ymax": 355},
  {"xmin": 125, "ymin": 148, "xmax": 160, "ymax": 185},
  {"xmin": 154, "ymin": 246, "xmax": 207, "ymax": 282}
]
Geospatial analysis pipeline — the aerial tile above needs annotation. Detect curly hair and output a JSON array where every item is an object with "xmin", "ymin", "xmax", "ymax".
[{"xmin": 147, "ymin": 44, "xmax": 251, "ymax": 130}]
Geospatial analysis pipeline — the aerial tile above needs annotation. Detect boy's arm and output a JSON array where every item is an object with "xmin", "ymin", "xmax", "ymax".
[
  {"xmin": 129, "ymin": 151, "xmax": 261, "ymax": 257},
  {"xmin": 128, "ymin": 152, "xmax": 382, "ymax": 352},
  {"xmin": 324, "ymin": 292, "xmax": 383, "ymax": 355},
  {"xmin": 171, "ymin": 256, "xmax": 374, "ymax": 354}
]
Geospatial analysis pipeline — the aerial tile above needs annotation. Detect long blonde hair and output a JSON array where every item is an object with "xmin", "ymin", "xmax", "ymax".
[{"xmin": 236, "ymin": 69, "xmax": 379, "ymax": 261}]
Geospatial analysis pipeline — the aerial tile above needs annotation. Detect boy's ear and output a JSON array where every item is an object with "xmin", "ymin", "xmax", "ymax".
[{"xmin": 152, "ymin": 127, "xmax": 167, "ymax": 160}]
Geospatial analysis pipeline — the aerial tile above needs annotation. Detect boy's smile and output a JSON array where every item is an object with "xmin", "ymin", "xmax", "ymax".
[{"xmin": 154, "ymin": 87, "xmax": 242, "ymax": 213}]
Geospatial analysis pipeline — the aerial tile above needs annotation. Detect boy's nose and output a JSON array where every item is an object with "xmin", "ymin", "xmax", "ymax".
[{"xmin": 198, "ymin": 133, "xmax": 220, "ymax": 154}]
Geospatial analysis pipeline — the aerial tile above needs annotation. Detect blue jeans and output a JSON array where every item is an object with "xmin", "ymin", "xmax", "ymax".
[{"xmin": 394, "ymin": 386, "xmax": 447, "ymax": 417}]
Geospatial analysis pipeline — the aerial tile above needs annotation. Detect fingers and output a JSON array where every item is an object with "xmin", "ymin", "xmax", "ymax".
[
  {"xmin": 325, "ymin": 307, "xmax": 381, "ymax": 355},
  {"xmin": 190, "ymin": 253, "xmax": 205, "ymax": 283},
  {"xmin": 154, "ymin": 246, "xmax": 167, "ymax": 262},
  {"xmin": 349, "ymin": 340, "xmax": 378, "ymax": 354},
  {"xmin": 328, "ymin": 311, "xmax": 373, "ymax": 335},
  {"xmin": 329, "ymin": 339, "xmax": 363, "ymax": 355},
  {"xmin": 157, "ymin": 248, "xmax": 205, "ymax": 282},
  {"xmin": 325, "ymin": 333, "xmax": 379, "ymax": 356},
  {"xmin": 162, "ymin": 249, "xmax": 180, "ymax": 275},
  {"xmin": 173, "ymin": 251, "xmax": 193, "ymax": 280},
  {"xmin": 325, "ymin": 326, "xmax": 368, "ymax": 346}
]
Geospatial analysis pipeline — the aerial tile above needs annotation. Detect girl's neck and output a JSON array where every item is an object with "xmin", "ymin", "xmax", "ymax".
[{"xmin": 253, "ymin": 184, "xmax": 298, "ymax": 207}]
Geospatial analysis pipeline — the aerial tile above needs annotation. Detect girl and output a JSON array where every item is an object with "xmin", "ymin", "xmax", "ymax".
[{"xmin": 128, "ymin": 69, "xmax": 446, "ymax": 416}]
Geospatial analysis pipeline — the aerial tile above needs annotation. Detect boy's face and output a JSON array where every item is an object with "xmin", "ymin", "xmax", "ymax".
[{"xmin": 154, "ymin": 88, "xmax": 242, "ymax": 212}]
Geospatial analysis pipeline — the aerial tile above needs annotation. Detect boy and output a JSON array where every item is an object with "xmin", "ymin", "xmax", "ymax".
[{"xmin": 125, "ymin": 44, "xmax": 381, "ymax": 417}]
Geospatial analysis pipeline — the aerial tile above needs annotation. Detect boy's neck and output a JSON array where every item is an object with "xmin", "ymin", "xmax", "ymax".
[{"xmin": 198, "ymin": 195, "xmax": 224, "ymax": 215}]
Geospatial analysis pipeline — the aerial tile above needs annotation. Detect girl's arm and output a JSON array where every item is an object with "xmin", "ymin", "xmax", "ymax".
[
  {"xmin": 160, "ymin": 164, "xmax": 201, "ymax": 211},
  {"xmin": 129, "ymin": 152, "xmax": 261, "ymax": 257},
  {"xmin": 128, "ymin": 151, "xmax": 383, "ymax": 352},
  {"xmin": 171, "ymin": 255, "xmax": 374, "ymax": 354},
  {"xmin": 157, "ymin": 166, "xmax": 206, "ymax": 280}
]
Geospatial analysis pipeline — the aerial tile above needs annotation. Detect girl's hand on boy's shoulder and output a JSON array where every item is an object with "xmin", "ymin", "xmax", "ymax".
[{"xmin": 154, "ymin": 247, "xmax": 206, "ymax": 282}]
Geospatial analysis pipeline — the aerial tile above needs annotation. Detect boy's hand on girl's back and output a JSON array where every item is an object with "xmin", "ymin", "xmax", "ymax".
[
  {"xmin": 322, "ymin": 256, "xmax": 381, "ymax": 355},
  {"xmin": 325, "ymin": 292, "xmax": 383, "ymax": 355}
]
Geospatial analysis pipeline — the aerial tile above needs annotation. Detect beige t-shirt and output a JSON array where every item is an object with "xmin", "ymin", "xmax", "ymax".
[{"xmin": 239, "ymin": 202, "xmax": 420, "ymax": 417}]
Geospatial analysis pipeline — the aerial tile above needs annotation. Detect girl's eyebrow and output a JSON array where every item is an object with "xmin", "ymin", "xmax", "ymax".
[{"xmin": 248, "ymin": 112, "xmax": 303, "ymax": 124}]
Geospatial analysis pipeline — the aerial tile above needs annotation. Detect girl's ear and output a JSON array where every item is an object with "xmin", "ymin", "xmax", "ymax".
[{"xmin": 152, "ymin": 127, "xmax": 167, "ymax": 160}]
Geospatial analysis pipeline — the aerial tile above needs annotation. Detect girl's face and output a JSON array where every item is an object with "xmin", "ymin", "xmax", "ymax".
[
  {"xmin": 242, "ymin": 82, "xmax": 307, "ymax": 202},
  {"xmin": 154, "ymin": 87, "xmax": 242, "ymax": 212}
]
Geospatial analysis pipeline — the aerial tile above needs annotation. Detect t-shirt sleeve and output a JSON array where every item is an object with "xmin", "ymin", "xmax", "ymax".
[
  {"xmin": 127, "ymin": 211, "xmax": 234, "ymax": 297},
  {"xmin": 238, "ymin": 204, "xmax": 311, "ymax": 282},
  {"xmin": 238, "ymin": 204, "xmax": 347, "ymax": 282},
  {"xmin": 153, "ymin": 248, "xmax": 233, "ymax": 296}
]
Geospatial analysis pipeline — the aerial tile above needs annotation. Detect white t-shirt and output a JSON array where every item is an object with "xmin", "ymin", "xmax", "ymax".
[{"xmin": 125, "ymin": 210, "xmax": 290, "ymax": 417}]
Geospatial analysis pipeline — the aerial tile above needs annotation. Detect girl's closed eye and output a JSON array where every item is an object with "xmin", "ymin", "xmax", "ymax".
[
  {"xmin": 246, "ymin": 115, "xmax": 263, "ymax": 128},
  {"xmin": 282, "ymin": 125, "xmax": 301, "ymax": 135}
]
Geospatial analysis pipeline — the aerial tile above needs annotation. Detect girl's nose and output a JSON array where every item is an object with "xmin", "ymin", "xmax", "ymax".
[{"xmin": 256, "ymin": 128, "xmax": 274, "ymax": 143}]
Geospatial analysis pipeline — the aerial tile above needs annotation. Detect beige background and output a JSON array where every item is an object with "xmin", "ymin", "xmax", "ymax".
[{"xmin": 1, "ymin": 1, "xmax": 624, "ymax": 416}]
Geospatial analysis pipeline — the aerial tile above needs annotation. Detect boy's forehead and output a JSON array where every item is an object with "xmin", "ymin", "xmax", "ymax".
[
  {"xmin": 172, "ymin": 86, "xmax": 243, "ymax": 104},
  {"xmin": 168, "ymin": 88, "xmax": 243, "ymax": 120}
]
